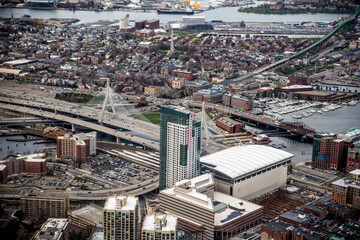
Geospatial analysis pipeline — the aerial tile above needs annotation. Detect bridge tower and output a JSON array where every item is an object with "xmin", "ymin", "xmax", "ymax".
[
  {"xmin": 170, "ymin": 27, "xmax": 174, "ymax": 53},
  {"xmin": 201, "ymin": 102, "xmax": 209, "ymax": 143},
  {"xmin": 98, "ymin": 78, "xmax": 116, "ymax": 123}
]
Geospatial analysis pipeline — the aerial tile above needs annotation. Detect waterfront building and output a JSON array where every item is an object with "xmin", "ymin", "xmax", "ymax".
[
  {"xmin": 34, "ymin": 218, "xmax": 69, "ymax": 240},
  {"xmin": 57, "ymin": 132, "xmax": 96, "ymax": 165},
  {"xmin": 0, "ymin": 153, "xmax": 47, "ymax": 182},
  {"xmin": 200, "ymin": 145, "xmax": 293, "ymax": 200},
  {"xmin": 159, "ymin": 105, "xmax": 201, "ymax": 190},
  {"xmin": 221, "ymin": 94, "xmax": 253, "ymax": 111},
  {"xmin": 332, "ymin": 171, "xmax": 360, "ymax": 210},
  {"xmin": 312, "ymin": 133, "xmax": 340, "ymax": 170},
  {"xmin": 215, "ymin": 117, "xmax": 245, "ymax": 134},
  {"xmin": 21, "ymin": 193, "xmax": 69, "ymax": 219},
  {"xmin": 159, "ymin": 174, "xmax": 263, "ymax": 239},
  {"xmin": 103, "ymin": 195, "xmax": 139, "ymax": 240},
  {"xmin": 141, "ymin": 213, "xmax": 177, "ymax": 240}
]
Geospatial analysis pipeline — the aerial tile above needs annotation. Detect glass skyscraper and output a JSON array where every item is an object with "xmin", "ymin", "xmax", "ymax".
[{"xmin": 159, "ymin": 105, "xmax": 201, "ymax": 190}]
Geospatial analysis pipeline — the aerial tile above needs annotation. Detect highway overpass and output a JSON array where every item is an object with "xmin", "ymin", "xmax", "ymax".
[
  {"xmin": 0, "ymin": 103, "xmax": 160, "ymax": 151},
  {"xmin": 0, "ymin": 89, "xmax": 160, "ymax": 138}
]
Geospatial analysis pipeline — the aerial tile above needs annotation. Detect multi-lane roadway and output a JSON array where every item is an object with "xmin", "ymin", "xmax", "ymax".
[{"xmin": 0, "ymin": 89, "xmax": 160, "ymax": 138}]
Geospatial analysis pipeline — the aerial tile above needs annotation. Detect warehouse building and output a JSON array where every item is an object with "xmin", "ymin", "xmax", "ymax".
[{"xmin": 200, "ymin": 145, "xmax": 294, "ymax": 200}]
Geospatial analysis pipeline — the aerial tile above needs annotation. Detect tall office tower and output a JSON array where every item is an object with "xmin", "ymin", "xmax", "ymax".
[
  {"xmin": 103, "ymin": 195, "xmax": 139, "ymax": 240},
  {"xmin": 159, "ymin": 105, "xmax": 201, "ymax": 190}
]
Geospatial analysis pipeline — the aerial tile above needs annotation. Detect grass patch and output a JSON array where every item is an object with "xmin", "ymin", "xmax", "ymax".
[
  {"xmin": 323, "ymin": 66, "xmax": 335, "ymax": 70},
  {"xmin": 165, "ymin": 30, "xmax": 190, "ymax": 36},
  {"xmin": 158, "ymin": 50, "xmax": 168, "ymax": 55},
  {"xmin": 135, "ymin": 113, "xmax": 160, "ymax": 125},
  {"xmin": 293, "ymin": 38, "xmax": 322, "ymax": 41}
]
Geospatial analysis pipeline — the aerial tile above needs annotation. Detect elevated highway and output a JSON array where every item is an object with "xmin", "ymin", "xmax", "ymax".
[
  {"xmin": 0, "ymin": 103, "xmax": 160, "ymax": 151},
  {"xmin": 0, "ymin": 177, "xmax": 159, "ymax": 200},
  {"xmin": 232, "ymin": 13, "xmax": 358, "ymax": 82},
  {"xmin": 0, "ymin": 89, "xmax": 160, "ymax": 138}
]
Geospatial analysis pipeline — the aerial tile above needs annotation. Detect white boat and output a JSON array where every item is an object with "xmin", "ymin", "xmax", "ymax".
[
  {"xmin": 317, "ymin": 110, "xmax": 323, "ymax": 114},
  {"xmin": 348, "ymin": 100, "xmax": 357, "ymax": 106},
  {"xmin": 292, "ymin": 115, "xmax": 302, "ymax": 119}
]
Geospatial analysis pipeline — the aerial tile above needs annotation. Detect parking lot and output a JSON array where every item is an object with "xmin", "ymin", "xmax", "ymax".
[{"xmin": 89, "ymin": 153, "xmax": 158, "ymax": 185}]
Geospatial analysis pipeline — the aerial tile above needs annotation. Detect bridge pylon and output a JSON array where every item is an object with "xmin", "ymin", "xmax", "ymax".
[{"xmin": 98, "ymin": 78, "xmax": 116, "ymax": 123}]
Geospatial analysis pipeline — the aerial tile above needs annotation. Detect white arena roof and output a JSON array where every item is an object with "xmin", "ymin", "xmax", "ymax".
[{"xmin": 200, "ymin": 145, "xmax": 294, "ymax": 179}]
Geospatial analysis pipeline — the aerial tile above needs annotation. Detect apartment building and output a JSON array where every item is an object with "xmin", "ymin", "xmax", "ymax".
[
  {"xmin": 103, "ymin": 195, "xmax": 139, "ymax": 240},
  {"xmin": 21, "ymin": 193, "xmax": 69, "ymax": 219}
]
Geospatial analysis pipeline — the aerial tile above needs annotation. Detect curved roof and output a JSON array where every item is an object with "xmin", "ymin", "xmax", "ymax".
[{"xmin": 200, "ymin": 145, "xmax": 294, "ymax": 179}]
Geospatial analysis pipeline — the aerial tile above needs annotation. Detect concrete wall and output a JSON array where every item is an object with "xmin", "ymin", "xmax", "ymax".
[{"xmin": 214, "ymin": 165, "xmax": 288, "ymax": 200}]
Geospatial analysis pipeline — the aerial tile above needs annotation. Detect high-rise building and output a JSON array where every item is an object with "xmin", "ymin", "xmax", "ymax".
[
  {"xmin": 159, "ymin": 105, "xmax": 201, "ymax": 190},
  {"xmin": 103, "ymin": 195, "xmax": 139, "ymax": 240},
  {"xmin": 34, "ymin": 218, "xmax": 69, "ymax": 240},
  {"xmin": 21, "ymin": 193, "xmax": 69, "ymax": 219},
  {"xmin": 141, "ymin": 213, "xmax": 177, "ymax": 240},
  {"xmin": 312, "ymin": 133, "xmax": 343, "ymax": 170}
]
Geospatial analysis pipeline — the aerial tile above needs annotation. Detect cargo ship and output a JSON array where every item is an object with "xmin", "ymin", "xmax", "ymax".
[
  {"xmin": 26, "ymin": 0, "xmax": 55, "ymax": 9},
  {"xmin": 157, "ymin": 9, "xmax": 194, "ymax": 15}
]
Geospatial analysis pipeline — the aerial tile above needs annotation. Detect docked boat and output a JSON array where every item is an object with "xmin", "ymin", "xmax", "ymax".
[{"xmin": 292, "ymin": 115, "xmax": 302, "ymax": 119}]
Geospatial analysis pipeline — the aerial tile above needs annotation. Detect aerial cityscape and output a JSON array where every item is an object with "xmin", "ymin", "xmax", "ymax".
[{"xmin": 0, "ymin": 0, "xmax": 360, "ymax": 240}]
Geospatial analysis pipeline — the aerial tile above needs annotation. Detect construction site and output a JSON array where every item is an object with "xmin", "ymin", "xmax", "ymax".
[{"xmin": 251, "ymin": 188, "xmax": 311, "ymax": 221}]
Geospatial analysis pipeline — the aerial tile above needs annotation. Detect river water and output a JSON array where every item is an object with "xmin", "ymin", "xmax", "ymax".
[{"xmin": 0, "ymin": 7, "xmax": 348, "ymax": 24}]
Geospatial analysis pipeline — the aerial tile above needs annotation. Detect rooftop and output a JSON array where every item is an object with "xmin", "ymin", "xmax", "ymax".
[
  {"xmin": 104, "ymin": 195, "xmax": 138, "ymax": 211},
  {"xmin": 332, "ymin": 178, "xmax": 360, "ymax": 189},
  {"xmin": 35, "ymin": 218, "xmax": 68, "ymax": 240},
  {"xmin": 69, "ymin": 205, "xmax": 103, "ymax": 225},
  {"xmin": 214, "ymin": 192, "xmax": 262, "ymax": 226},
  {"xmin": 200, "ymin": 145, "xmax": 294, "ymax": 179},
  {"xmin": 161, "ymin": 174, "xmax": 214, "ymax": 210},
  {"xmin": 17, "ymin": 153, "xmax": 46, "ymax": 162},
  {"xmin": 142, "ymin": 213, "xmax": 177, "ymax": 232},
  {"xmin": 263, "ymin": 221, "xmax": 291, "ymax": 233}
]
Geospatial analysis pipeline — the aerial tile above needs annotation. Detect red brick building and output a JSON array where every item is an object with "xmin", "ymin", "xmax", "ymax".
[
  {"xmin": 261, "ymin": 222, "xmax": 292, "ymax": 240},
  {"xmin": 252, "ymin": 134, "xmax": 270, "ymax": 145},
  {"xmin": 57, "ymin": 133, "xmax": 93, "ymax": 164},
  {"xmin": 215, "ymin": 117, "xmax": 244, "ymax": 133},
  {"xmin": 0, "ymin": 153, "xmax": 47, "ymax": 182},
  {"xmin": 288, "ymin": 73, "xmax": 309, "ymax": 86},
  {"xmin": 231, "ymin": 95, "xmax": 253, "ymax": 111},
  {"xmin": 145, "ymin": 20, "xmax": 160, "ymax": 29},
  {"xmin": 312, "ymin": 133, "xmax": 346, "ymax": 171},
  {"xmin": 222, "ymin": 93, "xmax": 232, "ymax": 106},
  {"xmin": 193, "ymin": 89, "xmax": 222, "ymax": 103},
  {"xmin": 171, "ymin": 70, "xmax": 194, "ymax": 81}
]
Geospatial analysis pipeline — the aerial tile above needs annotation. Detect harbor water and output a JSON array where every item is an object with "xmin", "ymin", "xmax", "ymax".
[{"xmin": 0, "ymin": 7, "xmax": 349, "ymax": 25}]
